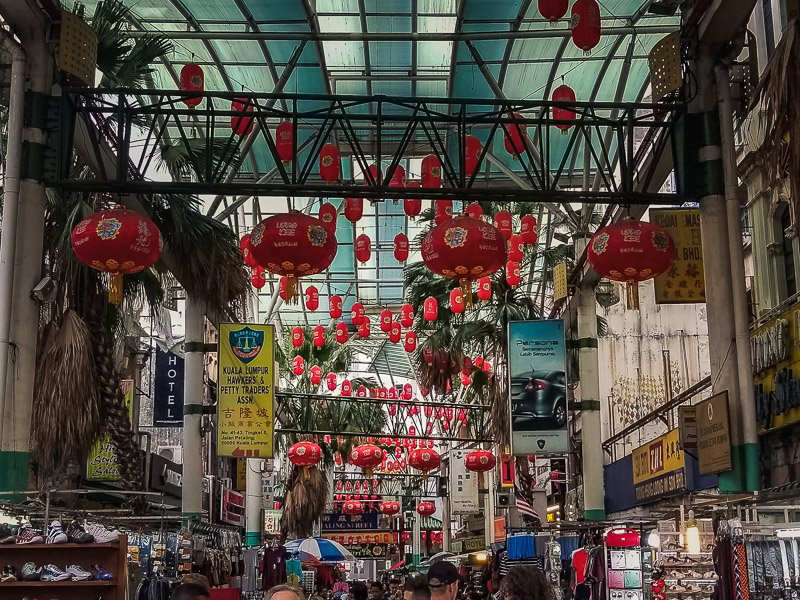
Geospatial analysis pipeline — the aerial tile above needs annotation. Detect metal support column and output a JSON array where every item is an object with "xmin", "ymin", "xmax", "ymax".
[
  {"xmin": 245, "ymin": 458, "xmax": 263, "ymax": 545},
  {"xmin": 183, "ymin": 296, "xmax": 205, "ymax": 516},
  {"xmin": 412, "ymin": 511, "xmax": 421, "ymax": 565},
  {"xmin": 484, "ymin": 467, "xmax": 497, "ymax": 543}
]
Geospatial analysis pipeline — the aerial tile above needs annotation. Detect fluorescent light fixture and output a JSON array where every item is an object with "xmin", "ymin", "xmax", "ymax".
[
  {"xmin": 686, "ymin": 511, "xmax": 700, "ymax": 554},
  {"xmin": 546, "ymin": 505, "xmax": 560, "ymax": 513},
  {"xmin": 777, "ymin": 529, "xmax": 800, "ymax": 538}
]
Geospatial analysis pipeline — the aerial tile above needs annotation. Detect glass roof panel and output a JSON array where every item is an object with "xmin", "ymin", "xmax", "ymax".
[
  {"xmin": 185, "ymin": 0, "xmax": 243, "ymax": 21},
  {"xmin": 317, "ymin": 0, "xmax": 360, "ymax": 12},
  {"xmin": 243, "ymin": 0, "xmax": 308, "ymax": 21}
]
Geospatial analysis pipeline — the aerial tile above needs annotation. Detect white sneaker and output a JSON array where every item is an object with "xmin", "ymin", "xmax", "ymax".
[
  {"xmin": 85, "ymin": 523, "xmax": 120, "ymax": 543},
  {"xmin": 46, "ymin": 521, "xmax": 68, "ymax": 544},
  {"xmin": 66, "ymin": 564, "xmax": 93, "ymax": 581}
]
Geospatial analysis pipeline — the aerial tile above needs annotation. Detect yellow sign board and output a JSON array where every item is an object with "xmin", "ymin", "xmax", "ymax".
[
  {"xmin": 87, "ymin": 380, "xmax": 134, "ymax": 480},
  {"xmin": 650, "ymin": 209, "xmax": 705, "ymax": 304},
  {"xmin": 553, "ymin": 262, "xmax": 568, "ymax": 301},
  {"xmin": 632, "ymin": 429, "xmax": 687, "ymax": 504},
  {"xmin": 218, "ymin": 324, "xmax": 275, "ymax": 458}
]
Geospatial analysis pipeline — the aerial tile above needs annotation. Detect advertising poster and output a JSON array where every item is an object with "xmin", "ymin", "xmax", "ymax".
[
  {"xmin": 217, "ymin": 323, "xmax": 275, "ymax": 458},
  {"xmin": 153, "ymin": 348, "xmax": 185, "ymax": 426},
  {"xmin": 508, "ymin": 320, "xmax": 568, "ymax": 454},
  {"xmin": 87, "ymin": 379, "xmax": 134, "ymax": 480},
  {"xmin": 650, "ymin": 208, "xmax": 705, "ymax": 304},
  {"xmin": 449, "ymin": 449, "xmax": 479, "ymax": 514}
]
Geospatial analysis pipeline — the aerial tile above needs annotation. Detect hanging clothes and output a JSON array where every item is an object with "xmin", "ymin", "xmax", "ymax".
[
  {"xmin": 507, "ymin": 535, "xmax": 536, "ymax": 560},
  {"xmin": 571, "ymin": 548, "xmax": 590, "ymax": 586},
  {"xmin": 263, "ymin": 546, "xmax": 288, "ymax": 590},
  {"xmin": 586, "ymin": 545, "xmax": 606, "ymax": 600},
  {"xmin": 287, "ymin": 558, "xmax": 303, "ymax": 587}
]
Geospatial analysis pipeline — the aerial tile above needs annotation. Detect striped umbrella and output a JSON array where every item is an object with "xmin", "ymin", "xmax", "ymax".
[{"xmin": 285, "ymin": 537, "xmax": 356, "ymax": 562}]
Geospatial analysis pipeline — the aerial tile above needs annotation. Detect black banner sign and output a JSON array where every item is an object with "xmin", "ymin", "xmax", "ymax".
[{"xmin": 153, "ymin": 348, "xmax": 185, "ymax": 426}]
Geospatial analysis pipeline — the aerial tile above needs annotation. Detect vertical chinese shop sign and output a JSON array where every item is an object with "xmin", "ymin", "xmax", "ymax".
[
  {"xmin": 650, "ymin": 208, "xmax": 705, "ymax": 304},
  {"xmin": 87, "ymin": 380, "xmax": 134, "ymax": 480},
  {"xmin": 218, "ymin": 324, "xmax": 275, "ymax": 458}
]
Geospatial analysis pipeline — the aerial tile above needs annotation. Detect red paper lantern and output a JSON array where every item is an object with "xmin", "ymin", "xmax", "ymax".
[
  {"xmin": 421, "ymin": 154, "xmax": 442, "ymax": 188},
  {"xmin": 291, "ymin": 326, "xmax": 304, "ymax": 348},
  {"xmin": 434, "ymin": 200, "xmax": 453, "ymax": 225},
  {"xmin": 504, "ymin": 112, "xmax": 527, "ymax": 157},
  {"xmin": 424, "ymin": 297, "xmax": 438, "ymax": 321},
  {"xmin": 319, "ymin": 143, "xmax": 341, "ymax": 182},
  {"xmin": 276, "ymin": 120, "xmax": 293, "ymax": 163},
  {"xmin": 421, "ymin": 531, "xmax": 428, "ymax": 542},
  {"xmin": 231, "ymin": 98, "xmax": 254, "ymax": 136},
  {"xmin": 587, "ymin": 218, "xmax": 676, "ymax": 309},
  {"xmin": 451, "ymin": 288, "xmax": 464, "ymax": 313},
  {"xmin": 494, "ymin": 210, "xmax": 513, "ymax": 240},
  {"xmin": 249, "ymin": 213, "xmax": 337, "ymax": 302},
  {"xmin": 343, "ymin": 500, "xmax": 364, "ymax": 515},
  {"xmin": 330, "ymin": 294, "xmax": 343, "ymax": 319},
  {"xmin": 460, "ymin": 372, "xmax": 471, "ymax": 386},
  {"xmin": 421, "ymin": 215, "xmax": 507, "ymax": 304},
  {"xmin": 466, "ymin": 203, "xmax": 483, "ymax": 219},
  {"xmin": 402, "ymin": 531, "xmax": 411, "ymax": 543},
  {"xmin": 380, "ymin": 501, "xmax": 400, "ymax": 516},
  {"xmin": 336, "ymin": 321, "xmax": 349, "ymax": 343},
  {"xmin": 356, "ymin": 234, "xmax": 371, "ymax": 263},
  {"xmin": 521, "ymin": 215, "xmax": 538, "ymax": 244},
  {"xmin": 351, "ymin": 302, "xmax": 365, "ymax": 325},
  {"xmin": 390, "ymin": 321, "xmax": 402, "ymax": 344},
  {"xmin": 465, "ymin": 450, "xmax": 496, "ymax": 472},
  {"xmin": 288, "ymin": 441, "xmax": 322, "ymax": 477},
  {"xmin": 404, "ymin": 183, "xmax": 422, "ymax": 218},
  {"xmin": 388, "ymin": 164, "xmax": 405, "ymax": 187},
  {"xmin": 400, "ymin": 304, "xmax": 414, "ymax": 328},
  {"xmin": 477, "ymin": 276, "xmax": 491, "ymax": 301},
  {"xmin": 388, "ymin": 386, "xmax": 398, "ymax": 400},
  {"xmin": 378, "ymin": 387, "xmax": 388, "ymax": 399},
  {"xmin": 553, "ymin": 84, "xmax": 577, "ymax": 133},
  {"xmin": 327, "ymin": 372, "xmax": 337, "ymax": 391},
  {"xmin": 539, "ymin": 0, "xmax": 568, "ymax": 21},
  {"xmin": 341, "ymin": 380, "xmax": 352, "ymax": 396},
  {"xmin": 306, "ymin": 285, "xmax": 320, "ymax": 311},
  {"xmin": 310, "ymin": 365, "xmax": 322, "ymax": 385},
  {"xmin": 422, "ymin": 346, "xmax": 435, "ymax": 365},
  {"xmin": 179, "ymin": 63, "xmax": 204, "ymax": 107},
  {"xmin": 380, "ymin": 309, "xmax": 393, "ymax": 333},
  {"xmin": 345, "ymin": 198, "xmax": 363, "ymax": 223},
  {"xmin": 240, "ymin": 234, "xmax": 258, "ymax": 268},
  {"xmin": 71, "ymin": 207, "xmax": 162, "ymax": 304},
  {"xmin": 366, "ymin": 164, "xmax": 382, "ymax": 186},
  {"xmin": 571, "ymin": 0, "xmax": 601, "ymax": 53},
  {"xmin": 409, "ymin": 448, "xmax": 441, "ymax": 474},
  {"xmin": 279, "ymin": 276, "xmax": 287, "ymax": 300},
  {"xmin": 508, "ymin": 234, "xmax": 524, "ymax": 262},
  {"xmin": 465, "ymin": 134, "xmax": 482, "ymax": 176},
  {"xmin": 506, "ymin": 261, "xmax": 521, "ymax": 287},
  {"xmin": 318, "ymin": 202, "xmax": 337, "ymax": 232},
  {"xmin": 403, "ymin": 383, "xmax": 413, "ymax": 399},
  {"xmin": 251, "ymin": 266, "xmax": 265, "ymax": 289},
  {"xmin": 351, "ymin": 444, "xmax": 385, "ymax": 477},
  {"xmin": 313, "ymin": 325, "xmax": 325, "ymax": 348},
  {"xmin": 358, "ymin": 317, "xmax": 371, "ymax": 338},
  {"xmin": 404, "ymin": 331, "xmax": 417, "ymax": 353},
  {"xmin": 417, "ymin": 501, "xmax": 436, "ymax": 517},
  {"xmin": 394, "ymin": 233, "xmax": 409, "ymax": 263}
]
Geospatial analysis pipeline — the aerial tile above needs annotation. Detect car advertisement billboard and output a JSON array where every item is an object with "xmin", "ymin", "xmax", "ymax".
[{"xmin": 508, "ymin": 320, "xmax": 568, "ymax": 454}]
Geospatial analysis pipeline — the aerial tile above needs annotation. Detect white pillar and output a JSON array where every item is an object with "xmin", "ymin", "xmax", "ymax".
[
  {"xmin": 484, "ymin": 467, "xmax": 496, "ymax": 544},
  {"xmin": 245, "ymin": 458, "xmax": 263, "ymax": 545},
  {"xmin": 182, "ymin": 296, "xmax": 204, "ymax": 516},
  {"xmin": 412, "ymin": 511, "xmax": 421, "ymax": 565}
]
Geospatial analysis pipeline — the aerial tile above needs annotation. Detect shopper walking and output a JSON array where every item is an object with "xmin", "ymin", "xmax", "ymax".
[
  {"xmin": 428, "ymin": 562, "xmax": 460, "ymax": 600},
  {"xmin": 500, "ymin": 565, "xmax": 554, "ymax": 600}
]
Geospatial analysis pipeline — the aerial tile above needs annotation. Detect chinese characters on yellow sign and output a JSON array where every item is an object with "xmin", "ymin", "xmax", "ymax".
[
  {"xmin": 632, "ymin": 428, "xmax": 687, "ymax": 504},
  {"xmin": 218, "ymin": 324, "xmax": 275, "ymax": 458},
  {"xmin": 87, "ymin": 380, "xmax": 134, "ymax": 480},
  {"xmin": 650, "ymin": 208, "xmax": 705, "ymax": 304}
]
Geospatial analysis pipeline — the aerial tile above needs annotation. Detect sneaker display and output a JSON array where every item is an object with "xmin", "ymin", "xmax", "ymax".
[
  {"xmin": 1, "ymin": 565, "xmax": 17, "ymax": 582},
  {"xmin": 0, "ymin": 531, "xmax": 15, "ymax": 544},
  {"xmin": 15, "ymin": 521, "xmax": 44, "ymax": 545},
  {"xmin": 91, "ymin": 564, "xmax": 113, "ymax": 581},
  {"xmin": 21, "ymin": 562, "xmax": 41, "ymax": 581},
  {"xmin": 66, "ymin": 564, "xmax": 93, "ymax": 581},
  {"xmin": 41, "ymin": 564, "xmax": 71, "ymax": 581},
  {"xmin": 46, "ymin": 520, "xmax": 68, "ymax": 544},
  {"xmin": 86, "ymin": 522, "xmax": 120, "ymax": 543},
  {"xmin": 66, "ymin": 520, "xmax": 94, "ymax": 544}
]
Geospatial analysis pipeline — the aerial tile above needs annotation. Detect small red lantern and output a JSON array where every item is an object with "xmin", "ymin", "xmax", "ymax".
[
  {"xmin": 251, "ymin": 266, "xmax": 265, "ymax": 289},
  {"xmin": 400, "ymin": 304, "xmax": 414, "ymax": 328},
  {"xmin": 330, "ymin": 294, "xmax": 343, "ymax": 319},
  {"xmin": 288, "ymin": 441, "xmax": 322, "ymax": 478},
  {"xmin": 179, "ymin": 63, "xmax": 204, "ymax": 107},
  {"xmin": 421, "ymin": 531, "xmax": 428, "ymax": 542},
  {"xmin": 587, "ymin": 218, "xmax": 676, "ymax": 309},
  {"xmin": 358, "ymin": 317, "xmax": 371, "ymax": 338},
  {"xmin": 380, "ymin": 309, "xmax": 393, "ymax": 333},
  {"xmin": 404, "ymin": 183, "xmax": 422, "ymax": 218},
  {"xmin": 422, "ymin": 346, "xmax": 435, "ymax": 365},
  {"xmin": 336, "ymin": 321, "xmax": 349, "ymax": 343},
  {"xmin": 318, "ymin": 202, "xmax": 337, "ymax": 232},
  {"xmin": 539, "ymin": 0, "xmax": 568, "ymax": 22},
  {"xmin": 477, "ymin": 276, "xmax": 491, "ymax": 301},
  {"xmin": 276, "ymin": 120, "xmax": 293, "ymax": 163},
  {"xmin": 402, "ymin": 531, "xmax": 411, "ymax": 543},
  {"xmin": 403, "ymin": 383, "xmax": 413, "ymax": 399},
  {"xmin": 460, "ymin": 372, "xmax": 471, "ymax": 386},
  {"xmin": 378, "ymin": 387, "xmax": 388, "ymax": 399},
  {"xmin": 506, "ymin": 261, "xmax": 521, "ymax": 287},
  {"xmin": 417, "ymin": 501, "xmax": 436, "ymax": 517},
  {"xmin": 553, "ymin": 84, "xmax": 577, "ymax": 133},
  {"xmin": 390, "ymin": 321, "xmax": 402, "ymax": 344},
  {"xmin": 351, "ymin": 302, "xmax": 365, "ymax": 325},
  {"xmin": 434, "ymin": 200, "xmax": 453, "ymax": 225},
  {"xmin": 305, "ymin": 286, "xmax": 320, "ymax": 311},
  {"xmin": 327, "ymin": 372, "xmax": 337, "ymax": 391},
  {"xmin": 343, "ymin": 500, "xmax": 364, "ymax": 515},
  {"xmin": 319, "ymin": 143, "xmax": 341, "ymax": 182},
  {"xmin": 424, "ymin": 297, "xmax": 438, "ymax": 321},
  {"xmin": 421, "ymin": 154, "xmax": 442, "ymax": 188},
  {"xmin": 409, "ymin": 448, "xmax": 441, "ymax": 476},
  {"xmin": 351, "ymin": 444, "xmax": 385, "ymax": 477},
  {"xmin": 388, "ymin": 386, "xmax": 398, "ymax": 400},
  {"xmin": 394, "ymin": 233, "xmax": 409, "ymax": 263},
  {"xmin": 279, "ymin": 276, "xmax": 287, "ymax": 300},
  {"xmin": 291, "ymin": 326, "xmax": 303, "ymax": 348},
  {"xmin": 504, "ymin": 112, "xmax": 527, "ymax": 157},
  {"xmin": 508, "ymin": 234, "xmax": 524, "ymax": 262},
  {"xmin": 521, "ymin": 215, "xmax": 539, "ymax": 244},
  {"xmin": 345, "ymin": 198, "xmax": 363, "ymax": 223},
  {"xmin": 380, "ymin": 501, "xmax": 400, "ymax": 516},
  {"xmin": 313, "ymin": 325, "xmax": 325, "ymax": 348},
  {"xmin": 388, "ymin": 164, "xmax": 405, "ymax": 187},
  {"xmin": 356, "ymin": 385, "xmax": 367, "ymax": 398},
  {"xmin": 310, "ymin": 365, "xmax": 322, "ymax": 385},
  {"xmin": 240, "ymin": 234, "xmax": 258, "ymax": 268},
  {"xmin": 466, "ymin": 203, "xmax": 483, "ymax": 219},
  {"xmin": 341, "ymin": 380, "xmax": 352, "ymax": 396},
  {"xmin": 71, "ymin": 207, "xmax": 163, "ymax": 304},
  {"xmin": 231, "ymin": 98, "xmax": 254, "ymax": 136},
  {"xmin": 404, "ymin": 331, "xmax": 417, "ymax": 353},
  {"xmin": 571, "ymin": 0, "xmax": 601, "ymax": 53},
  {"xmin": 465, "ymin": 134, "xmax": 483, "ymax": 177},
  {"xmin": 356, "ymin": 234, "xmax": 371, "ymax": 263},
  {"xmin": 450, "ymin": 288, "xmax": 464, "ymax": 313},
  {"xmin": 494, "ymin": 210, "xmax": 513, "ymax": 240}
]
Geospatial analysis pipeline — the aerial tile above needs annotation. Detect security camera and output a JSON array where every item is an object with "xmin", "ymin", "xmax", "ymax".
[{"xmin": 31, "ymin": 276, "xmax": 57, "ymax": 302}]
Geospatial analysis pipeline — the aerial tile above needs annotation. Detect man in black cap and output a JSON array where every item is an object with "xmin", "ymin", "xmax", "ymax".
[{"xmin": 427, "ymin": 562, "xmax": 460, "ymax": 600}]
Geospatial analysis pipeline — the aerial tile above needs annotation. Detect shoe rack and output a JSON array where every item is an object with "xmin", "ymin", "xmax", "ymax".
[
  {"xmin": 658, "ymin": 520, "xmax": 717, "ymax": 600},
  {"xmin": 0, "ymin": 534, "xmax": 127, "ymax": 600}
]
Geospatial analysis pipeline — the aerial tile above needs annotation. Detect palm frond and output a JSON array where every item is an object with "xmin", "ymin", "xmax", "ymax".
[{"xmin": 158, "ymin": 138, "xmax": 241, "ymax": 182}]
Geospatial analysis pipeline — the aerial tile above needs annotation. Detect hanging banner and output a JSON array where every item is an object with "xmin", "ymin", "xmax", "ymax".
[
  {"xmin": 153, "ymin": 348, "xmax": 185, "ymax": 426},
  {"xmin": 86, "ymin": 379, "xmax": 134, "ymax": 480},
  {"xmin": 449, "ymin": 449, "xmax": 479, "ymax": 514},
  {"xmin": 696, "ymin": 391, "xmax": 732, "ymax": 476},
  {"xmin": 650, "ymin": 208, "xmax": 705, "ymax": 304},
  {"xmin": 217, "ymin": 324, "xmax": 275, "ymax": 458},
  {"xmin": 493, "ymin": 516, "xmax": 507, "ymax": 542},
  {"xmin": 678, "ymin": 406, "xmax": 698, "ymax": 452},
  {"xmin": 264, "ymin": 509, "xmax": 282, "ymax": 534},
  {"xmin": 221, "ymin": 487, "xmax": 245, "ymax": 526},
  {"xmin": 508, "ymin": 320, "xmax": 568, "ymax": 454}
]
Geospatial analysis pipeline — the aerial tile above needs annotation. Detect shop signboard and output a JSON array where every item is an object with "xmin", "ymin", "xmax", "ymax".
[
  {"xmin": 324, "ymin": 532, "xmax": 394, "ymax": 545},
  {"xmin": 678, "ymin": 406, "xmax": 698, "ymax": 451},
  {"xmin": 221, "ymin": 487, "xmax": 245, "ymax": 526},
  {"xmin": 500, "ymin": 455, "xmax": 515, "ymax": 487},
  {"xmin": 508, "ymin": 320, "xmax": 568, "ymax": 454},
  {"xmin": 650, "ymin": 208, "xmax": 705, "ymax": 304},
  {"xmin": 451, "ymin": 540, "xmax": 463, "ymax": 553},
  {"xmin": 322, "ymin": 512, "xmax": 380, "ymax": 530},
  {"xmin": 217, "ymin": 323, "xmax": 275, "ymax": 458},
  {"xmin": 262, "ymin": 469, "xmax": 277, "ymax": 508},
  {"xmin": 149, "ymin": 453, "xmax": 183, "ymax": 499},
  {"xmin": 264, "ymin": 509, "xmax": 282, "ymax": 534},
  {"xmin": 632, "ymin": 429, "xmax": 687, "ymax": 504},
  {"xmin": 449, "ymin": 449, "xmax": 479, "ymax": 514},
  {"xmin": 696, "ymin": 391, "xmax": 732, "ymax": 475},
  {"xmin": 153, "ymin": 348, "xmax": 184, "ymax": 426},
  {"xmin": 493, "ymin": 516, "xmax": 507, "ymax": 542},
  {"xmin": 86, "ymin": 380, "xmax": 134, "ymax": 480},
  {"xmin": 463, "ymin": 536, "xmax": 486, "ymax": 551},
  {"xmin": 347, "ymin": 543, "xmax": 389, "ymax": 559}
]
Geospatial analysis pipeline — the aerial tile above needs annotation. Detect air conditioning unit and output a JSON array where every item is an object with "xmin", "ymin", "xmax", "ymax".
[
  {"xmin": 497, "ymin": 492, "xmax": 514, "ymax": 507},
  {"xmin": 156, "ymin": 445, "xmax": 183, "ymax": 464}
]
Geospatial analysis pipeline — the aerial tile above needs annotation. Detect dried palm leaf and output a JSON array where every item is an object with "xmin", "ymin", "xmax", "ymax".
[{"xmin": 280, "ymin": 465, "xmax": 329, "ymax": 538}]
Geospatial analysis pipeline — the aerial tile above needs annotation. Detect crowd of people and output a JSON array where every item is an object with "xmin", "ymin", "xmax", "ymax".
[{"xmin": 168, "ymin": 561, "xmax": 554, "ymax": 600}]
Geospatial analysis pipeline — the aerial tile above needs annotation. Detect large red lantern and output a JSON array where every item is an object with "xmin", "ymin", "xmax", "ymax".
[
  {"xmin": 319, "ymin": 202, "xmax": 337, "ymax": 232},
  {"xmin": 380, "ymin": 309, "xmax": 393, "ymax": 333},
  {"xmin": 421, "ymin": 215, "xmax": 507, "ymax": 304},
  {"xmin": 276, "ymin": 120, "xmax": 293, "ymax": 163},
  {"xmin": 506, "ymin": 261, "xmax": 521, "ymax": 287},
  {"xmin": 404, "ymin": 331, "xmax": 417, "ymax": 353},
  {"xmin": 380, "ymin": 501, "xmax": 400, "ymax": 516},
  {"xmin": 587, "ymin": 218, "xmax": 676, "ymax": 309},
  {"xmin": 424, "ymin": 297, "xmax": 438, "ymax": 321},
  {"xmin": 292, "ymin": 326, "xmax": 304, "ymax": 348},
  {"xmin": 313, "ymin": 325, "xmax": 325, "ymax": 348},
  {"xmin": 251, "ymin": 266, "xmax": 265, "ymax": 289},
  {"xmin": 417, "ymin": 501, "xmax": 436, "ymax": 517},
  {"xmin": 343, "ymin": 500, "xmax": 364, "ymax": 515},
  {"xmin": 477, "ymin": 276, "xmax": 491, "ymax": 301},
  {"xmin": 341, "ymin": 380, "xmax": 352, "ymax": 396},
  {"xmin": 571, "ymin": 0, "xmax": 601, "ymax": 54},
  {"xmin": 356, "ymin": 234, "xmax": 371, "ymax": 263},
  {"xmin": 319, "ymin": 143, "xmax": 341, "ymax": 182},
  {"xmin": 288, "ymin": 441, "xmax": 322, "ymax": 478},
  {"xmin": 451, "ymin": 288, "xmax": 464, "ymax": 313},
  {"xmin": 465, "ymin": 450, "xmax": 496, "ymax": 473},
  {"xmin": 336, "ymin": 321, "xmax": 349, "ymax": 343},
  {"xmin": 400, "ymin": 304, "xmax": 414, "ymax": 328},
  {"xmin": 330, "ymin": 294, "xmax": 343, "ymax": 319},
  {"xmin": 350, "ymin": 444, "xmax": 385, "ymax": 477},
  {"xmin": 351, "ymin": 302, "xmax": 365, "ymax": 325},
  {"xmin": 409, "ymin": 448, "xmax": 441, "ymax": 475},
  {"xmin": 179, "ymin": 63, "xmax": 203, "ymax": 107},
  {"xmin": 539, "ymin": 0, "xmax": 568, "ymax": 22},
  {"xmin": 306, "ymin": 285, "xmax": 320, "ymax": 311},
  {"xmin": 388, "ymin": 165, "xmax": 406, "ymax": 187},
  {"xmin": 231, "ymin": 98, "xmax": 254, "ymax": 136},
  {"xmin": 240, "ymin": 234, "xmax": 258, "ymax": 268},
  {"xmin": 390, "ymin": 321, "xmax": 402, "ymax": 344},
  {"xmin": 421, "ymin": 154, "xmax": 442, "ymax": 188},
  {"xmin": 310, "ymin": 365, "xmax": 322, "ymax": 385},
  {"xmin": 503, "ymin": 112, "xmax": 527, "ymax": 157},
  {"xmin": 404, "ymin": 183, "xmax": 422, "ymax": 218},
  {"xmin": 327, "ymin": 372, "xmax": 337, "ymax": 391},
  {"xmin": 508, "ymin": 234, "xmax": 524, "ymax": 262},
  {"xmin": 394, "ymin": 233, "xmax": 409, "ymax": 263},
  {"xmin": 435, "ymin": 200, "xmax": 453, "ymax": 225},
  {"xmin": 465, "ymin": 134, "xmax": 482, "ymax": 176},
  {"xmin": 71, "ymin": 207, "xmax": 162, "ymax": 304},
  {"xmin": 249, "ymin": 212, "xmax": 337, "ymax": 302},
  {"xmin": 345, "ymin": 198, "xmax": 363, "ymax": 223},
  {"xmin": 494, "ymin": 210, "xmax": 513, "ymax": 240},
  {"xmin": 521, "ymin": 215, "xmax": 538, "ymax": 244},
  {"xmin": 552, "ymin": 85, "xmax": 577, "ymax": 133},
  {"xmin": 466, "ymin": 203, "xmax": 483, "ymax": 219}
]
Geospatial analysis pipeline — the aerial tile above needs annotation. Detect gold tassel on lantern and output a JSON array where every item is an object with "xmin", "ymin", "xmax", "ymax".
[
  {"xmin": 459, "ymin": 278, "xmax": 473, "ymax": 307},
  {"xmin": 109, "ymin": 274, "xmax": 124, "ymax": 304},
  {"xmin": 626, "ymin": 281, "xmax": 640, "ymax": 310}
]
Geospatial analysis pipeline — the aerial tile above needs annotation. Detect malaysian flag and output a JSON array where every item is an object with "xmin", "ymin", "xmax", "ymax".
[{"xmin": 514, "ymin": 483, "xmax": 540, "ymax": 521}]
